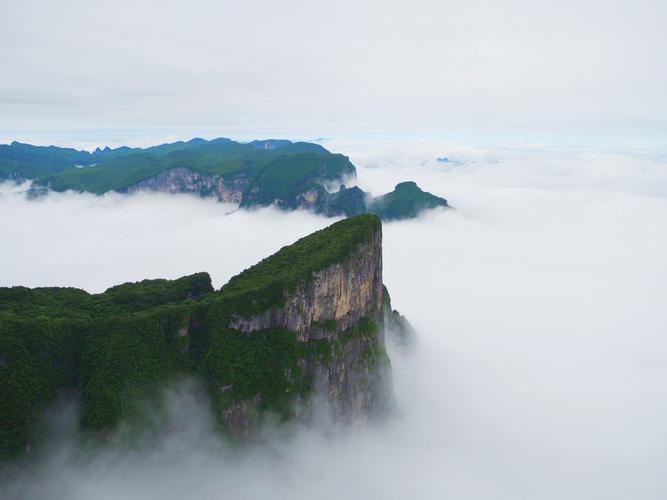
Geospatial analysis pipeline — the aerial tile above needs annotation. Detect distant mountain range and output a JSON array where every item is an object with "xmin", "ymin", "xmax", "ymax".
[{"xmin": 0, "ymin": 138, "xmax": 449, "ymax": 220}]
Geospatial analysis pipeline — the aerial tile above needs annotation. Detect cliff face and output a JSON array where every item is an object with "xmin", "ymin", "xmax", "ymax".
[
  {"xmin": 306, "ymin": 318, "xmax": 391, "ymax": 421},
  {"xmin": 0, "ymin": 215, "xmax": 398, "ymax": 457},
  {"xmin": 230, "ymin": 229, "xmax": 383, "ymax": 341},
  {"xmin": 123, "ymin": 167, "xmax": 248, "ymax": 203}
]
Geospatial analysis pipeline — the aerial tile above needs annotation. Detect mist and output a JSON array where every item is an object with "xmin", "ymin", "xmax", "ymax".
[{"xmin": 1, "ymin": 142, "xmax": 666, "ymax": 499}]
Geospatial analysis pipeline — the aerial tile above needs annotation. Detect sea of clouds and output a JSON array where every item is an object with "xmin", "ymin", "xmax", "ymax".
[{"xmin": 1, "ymin": 141, "xmax": 666, "ymax": 499}]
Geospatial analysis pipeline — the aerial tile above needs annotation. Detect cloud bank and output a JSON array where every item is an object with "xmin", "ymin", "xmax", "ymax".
[{"xmin": 1, "ymin": 143, "xmax": 666, "ymax": 499}]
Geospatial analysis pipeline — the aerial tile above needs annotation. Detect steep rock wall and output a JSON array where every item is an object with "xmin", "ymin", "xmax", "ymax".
[
  {"xmin": 305, "ymin": 320, "xmax": 392, "ymax": 421},
  {"xmin": 220, "ymin": 227, "xmax": 390, "ymax": 427},
  {"xmin": 230, "ymin": 229, "xmax": 383, "ymax": 341},
  {"xmin": 123, "ymin": 167, "xmax": 248, "ymax": 203}
]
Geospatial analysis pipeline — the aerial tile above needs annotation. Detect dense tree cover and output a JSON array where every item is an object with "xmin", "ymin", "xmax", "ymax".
[
  {"xmin": 97, "ymin": 273, "xmax": 213, "ymax": 313},
  {"xmin": 0, "ymin": 142, "xmax": 92, "ymax": 180},
  {"xmin": 203, "ymin": 327, "xmax": 303, "ymax": 421},
  {"xmin": 0, "ymin": 137, "xmax": 334, "ymax": 186},
  {"xmin": 0, "ymin": 275, "xmax": 213, "ymax": 456},
  {"xmin": 367, "ymin": 181, "xmax": 449, "ymax": 220},
  {"xmin": 0, "ymin": 215, "xmax": 387, "ymax": 458},
  {"xmin": 252, "ymin": 141, "xmax": 328, "ymax": 154},
  {"xmin": 36, "ymin": 141, "xmax": 338, "ymax": 194},
  {"xmin": 382, "ymin": 285, "xmax": 416, "ymax": 347},
  {"xmin": 0, "ymin": 138, "xmax": 237, "ymax": 182},
  {"xmin": 77, "ymin": 304, "xmax": 195, "ymax": 431}
]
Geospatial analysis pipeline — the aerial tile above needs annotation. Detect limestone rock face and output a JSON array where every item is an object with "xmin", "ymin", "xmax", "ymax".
[
  {"xmin": 123, "ymin": 167, "xmax": 248, "ymax": 203},
  {"xmin": 224, "ymin": 225, "xmax": 391, "ymax": 425},
  {"xmin": 230, "ymin": 229, "xmax": 383, "ymax": 341}
]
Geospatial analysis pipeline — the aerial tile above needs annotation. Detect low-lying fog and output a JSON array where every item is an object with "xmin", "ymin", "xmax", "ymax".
[{"xmin": 1, "ymin": 142, "xmax": 666, "ymax": 499}]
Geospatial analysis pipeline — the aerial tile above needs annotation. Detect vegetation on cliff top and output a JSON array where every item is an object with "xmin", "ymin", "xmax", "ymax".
[
  {"xmin": 367, "ymin": 181, "xmax": 448, "ymax": 220},
  {"xmin": 212, "ymin": 214, "xmax": 381, "ymax": 317},
  {"xmin": 0, "ymin": 214, "xmax": 389, "ymax": 458}
]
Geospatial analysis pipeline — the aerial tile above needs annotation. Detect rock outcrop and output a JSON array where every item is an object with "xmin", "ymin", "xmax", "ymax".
[
  {"xmin": 230, "ymin": 228, "xmax": 383, "ymax": 341},
  {"xmin": 123, "ymin": 167, "xmax": 249, "ymax": 203},
  {"xmin": 0, "ymin": 215, "xmax": 400, "ymax": 457},
  {"xmin": 5, "ymin": 137, "xmax": 450, "ymax": 220}
]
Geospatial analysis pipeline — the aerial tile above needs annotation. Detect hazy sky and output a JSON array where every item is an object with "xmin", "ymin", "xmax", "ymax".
[
  {"xmin": 1, "ymin": 143, "xmax": 666, "ymax": 499},
  {"xmin": 1, "ymin": 0, "xmax": 665, "ymax": 147}
]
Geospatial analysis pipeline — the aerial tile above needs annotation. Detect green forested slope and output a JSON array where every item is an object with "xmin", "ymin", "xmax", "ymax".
[
  {"xmin": 1, "ymin": 137, "xmax": 449, "ymax": 220},
  {"xmin": 240, "ymin": 153, "xmax": 356, "ymax": 209},
  {"xmin": 0, "ymin": 215, "xmax": 385, "ymax": 458}
]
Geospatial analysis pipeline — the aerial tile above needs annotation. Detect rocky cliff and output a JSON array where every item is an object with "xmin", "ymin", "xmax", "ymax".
[
  {"xmin": 123, "ymin": 166, "xmax": 249, "ymax": 203},
  {"xmin": 0, "ymin": 215, "xmax": 399, "ymax": 457},
  {"xmin": 230, "ymin": 228, "xmax": 383, "ymax": 340},
  {"xmin": 7, "ymin": 137, "xmax": 450, "ymax": 220}
]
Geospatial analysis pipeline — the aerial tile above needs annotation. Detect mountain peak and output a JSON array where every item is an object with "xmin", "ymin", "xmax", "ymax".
[
  {"xmin": 368, "ymin": 181, "xmax": 448, "ymax": 220},
  {"xmin": 0, "ymin": 214, "xmax": 397, "ymax": 454},
  {"xmin": 217, "ymin": 213, "xmax": 382, "ymax": 322}
]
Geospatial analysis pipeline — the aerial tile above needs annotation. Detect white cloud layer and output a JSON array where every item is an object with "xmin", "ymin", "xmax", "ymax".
[{"xmin": 1, "ymin": 143, "xmax": 667, "ymax": 499}]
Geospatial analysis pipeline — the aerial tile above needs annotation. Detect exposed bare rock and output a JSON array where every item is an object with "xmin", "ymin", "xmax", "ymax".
[{"xmin": 123, "ymin": 167, "xmax": 248, "ymax": 203}]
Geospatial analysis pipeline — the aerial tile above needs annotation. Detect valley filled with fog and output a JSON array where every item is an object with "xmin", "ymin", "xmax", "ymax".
[{"xmin": 1, "ymin": 142, "xmax": 666, "ymax": 500}]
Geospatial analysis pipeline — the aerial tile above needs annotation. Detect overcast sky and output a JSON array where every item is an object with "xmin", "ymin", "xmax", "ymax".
[{"xmin": 1, "ymin": 0, "xmax": 665, "ymax": 148}]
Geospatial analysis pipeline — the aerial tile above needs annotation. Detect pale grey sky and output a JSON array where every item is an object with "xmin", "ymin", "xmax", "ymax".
[{"xmin": 1, "ymin": 0, "xmax": 665, "ymax": 147}]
